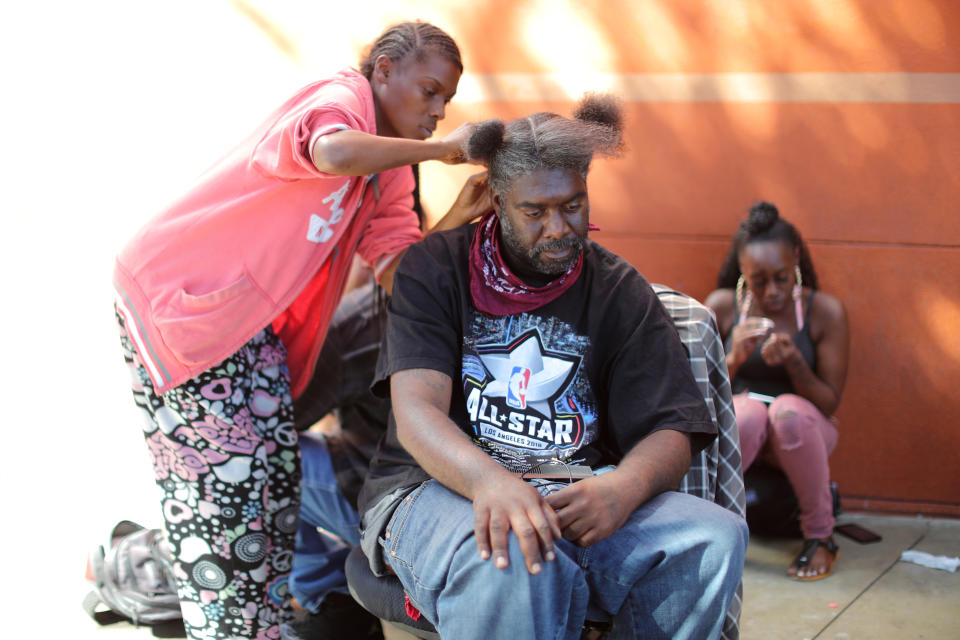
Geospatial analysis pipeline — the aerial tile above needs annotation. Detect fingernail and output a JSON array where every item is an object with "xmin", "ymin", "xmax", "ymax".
[
  {"xmin": 480, "ymin": 550, "xmax": 490, "ymax": 560},
  {"xmin": 545, "ymin": 550, "xmax": 555, "ymax": 562},
  {"xmin": 495, "ymin": 556, "xmax": 508, "ymax": 569},
  {"xmin": 530, "ymin": 563, "xmax": 541, "ymax": 574}
]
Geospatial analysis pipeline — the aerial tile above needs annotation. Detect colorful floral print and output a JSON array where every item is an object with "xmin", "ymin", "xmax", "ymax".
[{"xmin": 118, "ymin": 309, "xmax": 300, "ymax": 639}]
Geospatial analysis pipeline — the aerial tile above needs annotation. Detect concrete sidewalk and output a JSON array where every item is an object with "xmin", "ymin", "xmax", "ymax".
[{"xmin": 741, "ymin": 513, "xmax": 959, "ymax": 639}]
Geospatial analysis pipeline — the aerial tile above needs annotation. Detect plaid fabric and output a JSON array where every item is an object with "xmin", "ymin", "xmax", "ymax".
[{"xmin": 653, "ymin": 285, "xmax": 745, "ymax": 640}]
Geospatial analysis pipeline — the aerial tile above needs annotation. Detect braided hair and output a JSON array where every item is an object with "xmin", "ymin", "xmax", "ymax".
[
  {"xmin": 465, "ymin": 93, "xmax": 624, "ymax": 197},
  {"xmin": 716, "ymin": 201, "xmax": 819, "ymax": 290},
  {"xmin": 359, "ymin": 21, "xmax": 462, "ymax": 79}
]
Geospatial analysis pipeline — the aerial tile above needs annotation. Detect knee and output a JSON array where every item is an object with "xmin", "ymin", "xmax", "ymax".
[
  {"xmin": 692, "ymin": 510, "xmax": 749, "ymax": 594},
  {"xmin": 653, "ymin": 497, "xmax": 748, "ymax": 567},
  {"xmin": 648, "ymin": 503, "xmax": 747, "ymax": 600},
  {"xmin": 690, "ymin": 507, "xmax": 748, "ymax": 560},
  {"xmin": 714, "ymin": 510, "xmax": 749, "ymax": 560},
  {"xmin": 445, "ymin": 533, "xmax": 584, "ymax": 613},
  {"xmin": 450, "ymin": 533, "xmax": 574, "ymax": 585},
  {"xmin": 735, "ymin": 397, "xmax": 768, "ymax": 451},
  {"xmin": 768, "ymin": 395, "xmax": 815, "ymax": 448},
  {"xmin": 769, "ymin": 394, "xmax": 814, "ymax": 421},
  {"xmin": 735, "ymin": 396, "xmax": 768, "ymax": 435}
]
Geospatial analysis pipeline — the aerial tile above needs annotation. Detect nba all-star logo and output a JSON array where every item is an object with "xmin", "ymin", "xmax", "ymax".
[{"xmin": 464, "ymin": 328, "xmax": 585, "ymax": 454}]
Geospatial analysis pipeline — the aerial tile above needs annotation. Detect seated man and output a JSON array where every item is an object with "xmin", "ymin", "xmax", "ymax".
[{"xmin": 356, "ymin": 96, "xmax": 748, "ymax": 640}]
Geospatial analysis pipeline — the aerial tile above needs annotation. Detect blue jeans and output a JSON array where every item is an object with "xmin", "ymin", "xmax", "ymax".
[
  {"xmin": 290, "ymin": 432, "xmax": 361, "ymax": 613},
  {"xmin": 378, "ymin": 480, "xmax": 748, "ymax": 640}
]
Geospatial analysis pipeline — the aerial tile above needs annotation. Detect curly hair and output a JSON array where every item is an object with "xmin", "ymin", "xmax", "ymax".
[
  {"xmin": 465, "ymin": 93, "xmax": 625, "ymax": 197},
  {"xmin": 359, "ymin": 21, "xmax": 462, "ymax": 80},
  {"xmin": 716, "ymin": 201, "xmax": 819, "ymax": 290}
]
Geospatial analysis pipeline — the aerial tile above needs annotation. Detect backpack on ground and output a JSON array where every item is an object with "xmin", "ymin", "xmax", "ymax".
[{"xmin": 83, "ymin": 520, "xmax": 185, "ymax": 636}]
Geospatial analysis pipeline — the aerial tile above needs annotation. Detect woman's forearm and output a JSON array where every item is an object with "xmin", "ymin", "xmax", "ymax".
[
  {"xmin": 725, "ymin": 352, "xmax": 744, "ymax": 380},
  {"xmin": 783, "ymin": 355, "xmax": 840, "ymax": 416},
  {"xmin": 312, "ymin": 130, "xmax": 457, "ymax": 176}
]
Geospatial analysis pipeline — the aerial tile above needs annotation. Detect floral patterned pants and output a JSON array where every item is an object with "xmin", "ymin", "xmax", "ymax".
[{"xmin": 117, "ymin": 310, "xmax": 300, "ymax": 639}]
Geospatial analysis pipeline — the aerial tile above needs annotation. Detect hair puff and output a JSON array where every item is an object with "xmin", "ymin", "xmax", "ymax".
[
  {"xmin": 466, "ymin": 119, "xmax": 506, "ymax": 165},
  {"xmin": 571, "ymin": 93, "xmax": 624, "ymax": 155},
  {"xmin": 746, "ymin": 201, "xmax": 780, "ymax": 233},
  {"xmin": 573, "ymin": 93, "xmax": 623, "ymax": 135}
]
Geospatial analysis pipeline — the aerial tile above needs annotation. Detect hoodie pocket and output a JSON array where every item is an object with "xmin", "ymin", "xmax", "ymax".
[{"xmin": 154, "ymin": 272, "xmax": 272, "ymax": 366}]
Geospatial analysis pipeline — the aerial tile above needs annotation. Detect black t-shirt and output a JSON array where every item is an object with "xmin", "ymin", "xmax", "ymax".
[{"xmin": 357, "ymin": 223, "xmax": 716, "ymax": 515}]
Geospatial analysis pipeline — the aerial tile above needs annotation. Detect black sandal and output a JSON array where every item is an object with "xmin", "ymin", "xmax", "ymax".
[{"xmin": 790, "ymin": 537, "xmax": 839, "ymax": 581}]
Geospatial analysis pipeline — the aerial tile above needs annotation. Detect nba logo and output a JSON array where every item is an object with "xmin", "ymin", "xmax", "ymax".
[{"xmin": 506, "ymin": 366, "xmax": 531, "ymax": 409}]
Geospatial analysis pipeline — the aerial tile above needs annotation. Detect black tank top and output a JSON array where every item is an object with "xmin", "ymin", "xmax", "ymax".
[{"xmin": 726, "ymin": 291, "xmax": 817, "ymax": 397}]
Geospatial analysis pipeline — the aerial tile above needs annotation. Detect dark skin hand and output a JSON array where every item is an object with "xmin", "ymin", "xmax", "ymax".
[
  {"xmin": 392, "ymin": 368, "xmax": 692, "ymax": 570},
  {"xmin": 378, "ymin": 171, "xmax": 492, "ymax": 294},
  {"xmin": 545, "ymin": 429, "xmax": 691, "ymax": 546},
  {"xmin": 392, "ymin": 368, "xmax": 561, "ymax": 575}
]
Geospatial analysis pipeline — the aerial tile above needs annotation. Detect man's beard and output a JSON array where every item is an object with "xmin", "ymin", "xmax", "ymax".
[{"xmin": 498, "ymin": 212, "xmax": 585, "ymax": 277}]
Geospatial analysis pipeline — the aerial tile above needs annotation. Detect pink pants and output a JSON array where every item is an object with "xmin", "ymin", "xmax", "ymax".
[{"xmin": 736, "ymin": 393, "xmax": 838, "ymax": 539}]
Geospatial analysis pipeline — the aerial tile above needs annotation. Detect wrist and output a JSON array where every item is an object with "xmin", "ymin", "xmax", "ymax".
[
  {"xmin": 783, "ymin": 351, "xmax": 806, "ymax": 374},
  {"xmin": 725, "ymin": 352, "xmax": 742, "ymax": 375},
  {"xmin": 465, "ymin": 458, "xmax": 516, "ymax": 499},
  {"xmin": 428, "ymin": 138, "xmax": 454, "ymax": 160},
  {"xmin": 603, "ymin": 467, "xmax": 646, "ymax": 512}
]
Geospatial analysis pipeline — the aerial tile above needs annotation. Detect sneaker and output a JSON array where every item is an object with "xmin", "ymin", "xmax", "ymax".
[{"xmin": 285, "ymin": 593, "xmax": 384, "ymax": 640}]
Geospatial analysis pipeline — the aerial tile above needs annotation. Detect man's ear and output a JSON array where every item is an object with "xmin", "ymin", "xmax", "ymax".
[
  {"xmin": 491, "ymin": 191, "xmax": 503, "ymax": 216},
  {"xmin": 372, "ymin": 55, "xmax": 393, "ymax": 87}
]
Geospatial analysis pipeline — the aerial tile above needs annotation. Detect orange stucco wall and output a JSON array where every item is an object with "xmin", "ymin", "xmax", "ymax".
[
  {"xmin": 411, "ymin": 1, "xmax": 960, "ymax": 515},
  {"xmin": 235, "ymin": 0, "xmax": 958, "ymax": 514}
]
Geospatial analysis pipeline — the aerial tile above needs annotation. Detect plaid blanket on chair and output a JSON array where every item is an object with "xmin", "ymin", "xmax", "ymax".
[{"xmin": 654, "ymin": 285, "xmax": 746, "ymax": 640}]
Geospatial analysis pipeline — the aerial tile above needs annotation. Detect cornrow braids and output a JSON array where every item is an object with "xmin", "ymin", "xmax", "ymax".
[
  {"xmin": 716, "ymin": 201, "xmax": 820, "ymax": 290},
  {"xmin": 359, "ymin": 21, "xmax": 462, "ymax": 80},
  {"xmin": 466, "ymin": 93, "xmax": 624, "ymax": 197}
]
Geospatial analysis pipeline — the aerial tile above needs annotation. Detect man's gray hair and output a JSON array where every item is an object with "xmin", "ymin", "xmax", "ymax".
[{"xmin": 466, "ymin": 93, "xmax": 624, "ymax": 197}]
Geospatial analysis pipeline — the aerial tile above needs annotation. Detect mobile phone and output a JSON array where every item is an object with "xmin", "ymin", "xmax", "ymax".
[
  {"xmin": 746, "ymin": 391, "xmax": 777, "ymax": 404},
  {"xmin": 835, "ymin": 523, "xmax": 882, "ymax": 544}
]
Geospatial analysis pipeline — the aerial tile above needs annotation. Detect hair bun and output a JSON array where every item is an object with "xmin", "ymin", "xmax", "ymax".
[
  {"xmin": 466, "ymin": 119, "xmax": 506, "ymax": 165},
  {"xmin": 747, "ymin": 201, "xmax": 780, "ymax": 233},
  {"xmin": 573, "ymin": 93, "xmax": 623, "ymax": 135}
]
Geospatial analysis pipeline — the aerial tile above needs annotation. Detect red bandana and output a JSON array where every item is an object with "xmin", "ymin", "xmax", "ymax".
[{"xmin": 468, "ymin": 212, "xmax": 584, "ymax": 316}]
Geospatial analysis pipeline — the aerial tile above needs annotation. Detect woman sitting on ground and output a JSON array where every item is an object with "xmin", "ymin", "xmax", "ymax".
[{"xmin": 705, "ymin": 201, "xmax": 849, "ymax": 581}]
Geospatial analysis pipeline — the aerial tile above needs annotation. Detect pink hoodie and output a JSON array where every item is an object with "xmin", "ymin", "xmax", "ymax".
[{"xmin": 114, "ymin": 69, "xmax": 420, "ymax": 398}]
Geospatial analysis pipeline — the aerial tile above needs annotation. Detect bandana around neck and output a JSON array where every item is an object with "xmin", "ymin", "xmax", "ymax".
[{"xmin": 468, "ymin": 212, "xmax": 584, "ymax": 316}]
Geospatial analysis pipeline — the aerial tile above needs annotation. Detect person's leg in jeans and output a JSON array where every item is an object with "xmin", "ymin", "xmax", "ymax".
[
  {"xmin": 290, "ymin": 431, "xmax": 361, "ymax": 612},
  {"xmin": 380, "ymin": 480, "xmax": 590, "ymax": 640},
  {"xmin": 378, "ymin": 481, "xmax": 746, "ymax": 640},
  {"xmin": 765, "ymin": 394, "xmax": 838, "ymax": 539},
  {"xmin": 733, "ymin": 393, "xmax": 769, "ymax": 471},
  {"xmin": 578, "ymin": 491, "xmax": 748, "ymax": 640}
]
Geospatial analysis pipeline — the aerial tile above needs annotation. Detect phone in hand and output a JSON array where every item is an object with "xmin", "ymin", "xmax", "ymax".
[
  {"xmin": 835, "ymin": 523, "xmax": 882, "ymax": 544},
  {"xmin": 740, "ymin": 316, "xmax": 775, "ymax": 338}
]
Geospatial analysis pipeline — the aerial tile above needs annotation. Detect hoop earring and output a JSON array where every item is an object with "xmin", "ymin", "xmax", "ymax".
[
  {"xmin": 793, "ymin": 265, "xmax": 803, "ymax": 301},
  {"xmin": 736, "ymin": 275, "xmax": 753, "ymax": 316}
]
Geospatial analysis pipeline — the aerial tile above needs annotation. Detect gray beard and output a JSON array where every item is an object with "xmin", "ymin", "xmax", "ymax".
[{"xmin": 498, "ymin": 212, "xmax": 584, "ymax": 277}]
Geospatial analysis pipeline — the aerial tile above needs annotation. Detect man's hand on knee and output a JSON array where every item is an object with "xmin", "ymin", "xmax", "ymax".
[
  {"xmin": 472, "ymin": 475, "xmax": 562, "ymax": 574},
  {"xmin": 545, "ymin": 474, "xmax": 632, "ymax": 547}
]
